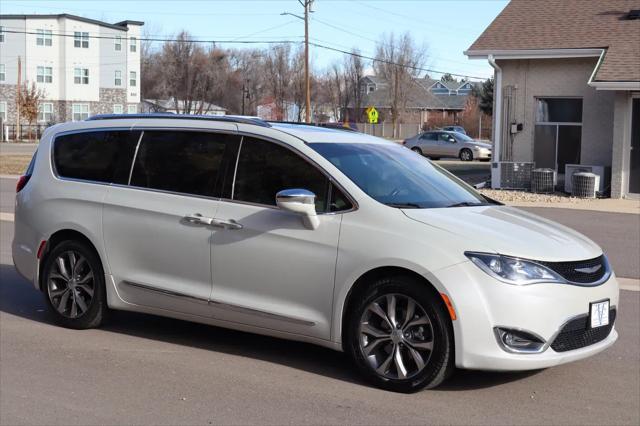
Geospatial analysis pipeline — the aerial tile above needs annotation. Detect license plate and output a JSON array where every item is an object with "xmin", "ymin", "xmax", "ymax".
[{"xmin": 589, "ymin": 300, "xmax": 610, "ymax": 328}]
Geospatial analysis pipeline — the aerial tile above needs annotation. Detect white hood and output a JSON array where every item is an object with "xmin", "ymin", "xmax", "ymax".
[{"xmin": 402, "ymin": 206, "xmax": 602, "ymax": 262}]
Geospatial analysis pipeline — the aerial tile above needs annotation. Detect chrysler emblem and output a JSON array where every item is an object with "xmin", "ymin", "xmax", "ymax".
[{"xmin": 575, "ymin": 265, "xmax": 602, "ymax": 274}]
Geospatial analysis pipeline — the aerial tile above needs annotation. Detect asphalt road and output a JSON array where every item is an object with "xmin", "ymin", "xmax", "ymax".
[{"xmin": 1, "ymin": 177, "xmax": 639, "ymax": 425}]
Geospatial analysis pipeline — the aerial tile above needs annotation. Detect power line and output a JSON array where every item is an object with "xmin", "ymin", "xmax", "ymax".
[
  {"xmin": 1, "ymin": 28, "xmax": 487, "ymax": 80},
  {"xmin": 308, "ymin": 42, "xmax": 485, "ymax": 80}
]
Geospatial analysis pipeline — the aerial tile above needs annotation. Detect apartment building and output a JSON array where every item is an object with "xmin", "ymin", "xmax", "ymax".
[{"xmin": 0, "ymin": 14, "xmax": 143, "ymax": 126}]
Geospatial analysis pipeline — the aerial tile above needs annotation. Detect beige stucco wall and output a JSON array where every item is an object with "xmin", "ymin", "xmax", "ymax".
[{"xmin": 496, "ymin": 57, "xmax": 616, "ymax": 169}]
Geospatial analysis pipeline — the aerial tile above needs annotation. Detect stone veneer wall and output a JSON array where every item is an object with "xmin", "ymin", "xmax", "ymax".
[
  {"xmin": 0, "ymin": 84, "xmax": 19, "ymax": 126},
  {"xmin": 0, "ymin": 86, "xmax": 135, "ymax": 125}
]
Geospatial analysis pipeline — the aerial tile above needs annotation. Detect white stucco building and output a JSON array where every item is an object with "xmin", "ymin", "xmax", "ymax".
[{"xmin": 0, "ymin": 14, "xmax": 143, "ymax": 127}]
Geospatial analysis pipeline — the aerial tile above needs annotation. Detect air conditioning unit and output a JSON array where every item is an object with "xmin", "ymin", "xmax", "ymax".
[
  {"xmin": 499, "ymin": 162, "xmax": 534, "ymax": 190},
  {"xmin": 571, "ymin": 172, "xmax": 599, "ymax": 198},
  {"xmin": 531, "ymin": 168, "xmax": 556, "ymax": 194},
  {"xmin": 564, "ymin": 164, "xmax": 608, "ymax": 193}
]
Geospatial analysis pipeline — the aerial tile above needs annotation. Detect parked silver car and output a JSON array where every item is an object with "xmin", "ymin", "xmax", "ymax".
[{"xmin": 403, "ymin": 131, "xmax": 492, "ymax": 161}]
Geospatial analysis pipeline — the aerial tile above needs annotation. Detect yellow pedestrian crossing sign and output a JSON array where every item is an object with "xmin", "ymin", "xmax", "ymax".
[{"xmin": 366, "ymin": 106, "xmax": 379, "ymax": 124}]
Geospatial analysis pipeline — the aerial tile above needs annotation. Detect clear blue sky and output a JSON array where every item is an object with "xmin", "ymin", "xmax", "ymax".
[{"xmin": 1, "ymin": 0, "xmax": 508, "ymax": 80}]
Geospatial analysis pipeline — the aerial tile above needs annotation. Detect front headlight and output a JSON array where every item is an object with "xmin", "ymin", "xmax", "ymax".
[{"xmin": 465, "ymin": 252, "xmax": 565, "ymax": 285}]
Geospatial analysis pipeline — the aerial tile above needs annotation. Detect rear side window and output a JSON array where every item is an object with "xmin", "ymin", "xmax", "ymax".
[
  {"xmin": 420, "ymin": 133, "xmax": 437, "ymax": 141},
  {"xmin": 130, "ymin": 131, "xmax": 234, "ymax": 197},
  {"xmin": 233, "ymin": 137, "xmax": 330, "ymax": 212},
  {"xmin": 53, "ymin": 131, "xmax": 141, "ymax": 184}
]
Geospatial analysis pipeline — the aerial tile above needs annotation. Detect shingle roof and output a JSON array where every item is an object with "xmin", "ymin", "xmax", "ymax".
[
  {"xmin": 466, "ymin": 0, "xmax": 640, "ymax": 82},
  {"xmin": 359, "ymin": 78, "xmax": 469, "ymax": 110}
]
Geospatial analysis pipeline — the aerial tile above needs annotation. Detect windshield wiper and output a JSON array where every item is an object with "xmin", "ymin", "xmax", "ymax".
[
  {"xmin": 384, "ymin": 202, "xmax": 422, "ymax": 209},
  {"xmin": 445, "ymin": 201, "xmax": 491, "ymax": 208}
]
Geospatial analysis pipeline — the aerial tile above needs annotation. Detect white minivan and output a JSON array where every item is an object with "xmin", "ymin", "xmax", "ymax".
[{"xmin": 12, "ymin": 115, "xmax": 619, "ymax": 392}]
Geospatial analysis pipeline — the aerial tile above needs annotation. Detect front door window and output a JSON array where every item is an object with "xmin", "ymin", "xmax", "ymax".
[{"xmin": 534, "ymin": 98, "xmax": 583, "ymax": 175}]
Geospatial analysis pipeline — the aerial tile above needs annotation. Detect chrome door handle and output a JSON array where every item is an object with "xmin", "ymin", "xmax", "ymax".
[
  {"xmin": 183, "ymin": 213, "xmax": 214, "ymax": 225},
  {"xmin": 211, "ymin": 218, "xmax": 243, "ymax": 230}
]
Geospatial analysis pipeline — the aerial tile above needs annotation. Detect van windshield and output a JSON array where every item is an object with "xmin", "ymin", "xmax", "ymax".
[{"xmin": 310, "ymin": 143, "xmax": 492, "ymax": 209}]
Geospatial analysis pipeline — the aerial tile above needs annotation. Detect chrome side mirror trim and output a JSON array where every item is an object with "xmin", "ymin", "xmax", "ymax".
[{"xmin": 276, "ymin": 189, "xmax": 319, "ymax": 230}]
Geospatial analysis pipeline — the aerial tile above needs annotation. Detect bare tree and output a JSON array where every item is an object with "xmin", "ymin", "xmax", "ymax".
[
  {"xmin": 344, "ymin": 49, "xmax": 365, "ymax": 122},
  {"xmin": 18, "ymin": 82, "xmax": 45, "ymax": 139},
  {"xmin": 263, "ymin": 44, "xmax": 294, "ymax": 120},
  {"xmin": 374, "ymin": 33, "xmax": 426, "ymax": 137}
]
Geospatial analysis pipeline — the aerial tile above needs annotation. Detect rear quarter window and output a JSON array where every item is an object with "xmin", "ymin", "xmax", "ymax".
[{"xmin": 53, "ymin": 130, "xmax": 141, "ymax": 184}]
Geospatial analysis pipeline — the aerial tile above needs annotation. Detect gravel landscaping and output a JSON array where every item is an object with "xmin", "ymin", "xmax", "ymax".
[{"xmin": 479, "ymin": 188, "xmax": 604, "ymax": 204}]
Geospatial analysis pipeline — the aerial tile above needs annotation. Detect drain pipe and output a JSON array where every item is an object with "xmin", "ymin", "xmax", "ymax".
[{"xmin": 488, "ymin": 54, "xmax": 502, "ymax": 189}]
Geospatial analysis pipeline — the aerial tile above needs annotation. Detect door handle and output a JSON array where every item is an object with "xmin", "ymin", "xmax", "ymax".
[
  {"xmin": 183, "ymin": 213, "xmax": 214, "ymax": 226},
  {"xmin": 211, "ymin": 218, "xmax": 243, "ymax": 230}
]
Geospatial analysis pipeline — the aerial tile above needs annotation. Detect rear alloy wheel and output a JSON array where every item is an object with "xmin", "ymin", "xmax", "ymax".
[
  {"xmin": 345, "ymin": 276, "xmax": 454, "ymax": 392},
  {"xmin": 43, "ymin": 240, "xmax": 107, "ymax": 329},
  {"xmin": 459, "ymin": 148, "xmax": 473, "ymax": 161}
]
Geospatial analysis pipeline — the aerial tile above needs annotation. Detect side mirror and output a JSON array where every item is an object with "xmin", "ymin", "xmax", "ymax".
[
  {"xmin": 448, "ymin": 137, "xmax": 456, "ymax": 143},
  {"xmin": 276, "ymin": 189, "xmax": 319, "ymax": 230}
]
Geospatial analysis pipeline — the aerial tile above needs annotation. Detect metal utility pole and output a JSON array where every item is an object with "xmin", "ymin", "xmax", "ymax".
[
  {"xmin": 241, "ymin": 79, "xmax": 250, "ymax": 115},
  {"xmin": 303, "ymin": 0, "xmax": 311, "ymax": 123},
  {"xmin": 282, "ymin": 1, "xmax": 313, "ymax": 123},
  {"xmin": 16, "ymin": 56, "xmax": 21, "ymax": 141}
]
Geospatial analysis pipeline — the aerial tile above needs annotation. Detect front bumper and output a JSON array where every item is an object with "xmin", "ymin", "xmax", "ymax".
[
  {"xmin": 434, "ymin": 260, "xmax": 619, "ymax": 371},
  {"xmin": 474, "ymin": 149, "xmax": 492, "ymax": 160}
]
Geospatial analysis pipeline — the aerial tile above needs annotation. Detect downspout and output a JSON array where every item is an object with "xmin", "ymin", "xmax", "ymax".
[{"xmin": 488, "ymin": 54, "xmax": 502, "ymax": 188}]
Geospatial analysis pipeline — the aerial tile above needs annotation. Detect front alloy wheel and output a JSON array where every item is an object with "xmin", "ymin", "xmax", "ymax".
[
  {"xmin": 344, "ymin": 276, "xmax": 454, "ymax": 393},
  {"xmin": 359, "ymin": 294, "xmax": 434, "ymax": 380}
]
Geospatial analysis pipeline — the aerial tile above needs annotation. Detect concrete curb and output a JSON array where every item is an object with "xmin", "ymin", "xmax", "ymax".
[{"xmin": 0, "ymin": 174, "xmax": 20, "ymax": 179}]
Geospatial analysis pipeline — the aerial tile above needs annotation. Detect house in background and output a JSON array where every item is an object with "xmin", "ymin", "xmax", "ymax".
[
  {"xmin": 345, "ymin": 75, "xmax": 479, "ymax": 127},
  {"xmin": 0, "ymin": 14, "xmax": 143, "ymax": 130},
  {"xmin": 465, "ymin": 0, "xmax": 640, "ymax": 198},
  {"xmin": 141, "ymin": 98, "xmax": 227, "ymax": 116},
  {"xmin": 256, "ymin": 98, "xmax": 300, "ymax": 122}
]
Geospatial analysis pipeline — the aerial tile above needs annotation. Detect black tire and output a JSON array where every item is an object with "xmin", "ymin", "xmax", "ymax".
[
  {"xmin": 411, "ymin": 147, "xmax": 423, "ymax": 156},
  {"xmin": 459, "ymin": 148, "xmax": 473, "ymax": 161},
  {"xmin": 41, "ymin": 239, "xmax": 108, "ymax": 329},
  {"xmin": 428, "ymin": 157, "xmax": 440, "ymax": 161},
  {"xmin": 344, "ymin": 275, "xmax": 454, "ymax": 393}
]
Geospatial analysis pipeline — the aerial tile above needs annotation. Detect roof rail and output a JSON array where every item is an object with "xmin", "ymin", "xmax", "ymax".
[{"xmin": 86, "ymin": 113, "xmax": 272, "ymax": 127}]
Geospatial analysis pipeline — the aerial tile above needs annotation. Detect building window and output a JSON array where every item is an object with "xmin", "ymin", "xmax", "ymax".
[
  {"xmin": 72, "ymin": 104, "xmax": 89, "ymax": 121},
  {"xmin": 74, "ymin": 32, "xmax": 89, "ymax": 48},
  {"xmin": 38, "ymin": 103, "xmax": 53, "ymax": 122},
  {"xmin": 115, "ymin": 35, "xmax": 122, "ymax": 51},
  {"xmin": 127, "ymin": 105, "xmax": 137, "ymax": 114},
  {"xmin": 129, "ymin": 37, "xmax": 137, "ymax": 53},
  {"xmin": 0, "ymin": 64, "xmax": 5, "ymax": 82},
  {"xmin": 113, "ymin": 104, "xmax": 123, "ymax": 114},
  {"xmin": 129, "ymin": 71, "xmax": 137, "ymax": 87},
  {"xmin": 37, "ymin": 66, "xmax": 53, "ymax": 83},
  {"xmin": 114, "ymin": 70, "xmax": 122, "ymax": 86},
  {"xmin": 534, "ymin": 98, "xmax": 583, "ymax": 173},
  {"xmin": 0, "ymin": 102, "xmax": 6, "ymax": 122},
  {"xmin": 74, "ymin": 68, "xmax": 89, "ymax": 84},
  {"xmin": 36, "ymin": 29, "xmax": 53, "ymax": 46},
  {"xmin": 0, "ymin": 26, "xmax": 4, "ymax": 43}
]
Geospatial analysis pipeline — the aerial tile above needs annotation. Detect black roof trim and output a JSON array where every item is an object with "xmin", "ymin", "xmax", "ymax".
[
  {"xmin": 85, "ymin": 113, "xmax": 272, "ymax": 127},
  {"xmin": 113, "ymin": 20, "xmax": 145, "ymax": 27},
  {"xmin": 0, "ymin": 14, "xmax": 142, "ymax": 31}
]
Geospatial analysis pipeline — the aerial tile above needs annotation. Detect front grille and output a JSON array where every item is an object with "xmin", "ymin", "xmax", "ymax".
[
  {"xmin": 538, "ymin": 255, "xmax": 607, "ymax": 284},
  {"xmin": 550, "ymin": 309, "xmax": 616, "ymax": 352}
]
